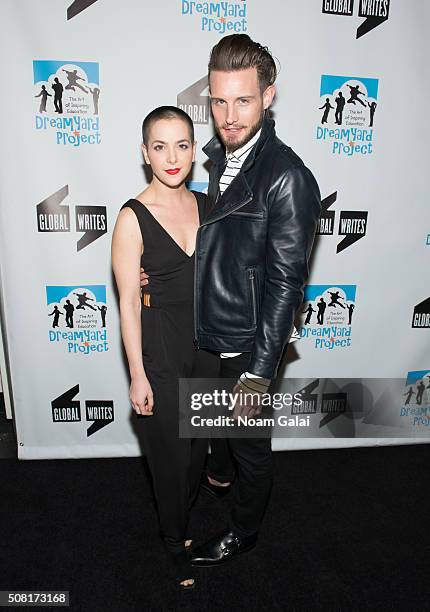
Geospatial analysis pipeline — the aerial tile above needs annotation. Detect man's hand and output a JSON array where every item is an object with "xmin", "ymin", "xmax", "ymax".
[
  {"xmin": 230, "ymin": 380, "xmax": 262, "ymax": 419},
  {"xmin": 229, "ymin": 372, "xmax": 272, "ymax": 419},
  {"xmin": 140, "ymin": 267, "xmax": 149, "ymax": 287}
]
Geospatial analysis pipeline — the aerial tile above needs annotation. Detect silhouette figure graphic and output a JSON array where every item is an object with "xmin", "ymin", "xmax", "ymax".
[
  {"xmin": 97, "ymin": 305, "xmax": 107, "ymax": 327},
  {"xmin": 73, "ymin": 291, "xmax": 97, "ymax": 310},
  {"xmin": 48, "ymin": 305, "xmax": 63, "ymax": 328},
  {"xmin": 317, "ymin": 297, "xmax": 327, "ymax": 325},
  {"xmin": 35, "ymin": 85, "xmax": 51, "ymax": 113},
  {"xmin": 335, "ymin": 92, "xmax": 346, "ymax": 125},
  {"xmin": 368, "ymin": 101, "xmax": 377, "ymax": 127},
  {"xmin": 63, "ymin": 69, "xmax": 88, "ymax": 93},
  {"xmin": 52, "ymin": 77, "xmax": 64, "ymax": 114},
  {"xmin": 64, "ymin": 299, "xmax": 75, "ymax": 328},
  {"xmin": 319, "ymin": 98, "xmax": 334, "ymax": 124},
  {"xmin": 404, "ymin": 387, "xmax": 415, "ymax": 405},
  {"xmin": 88, "ymin": 87, "xmax": 100, "ymax": 115},
  {"xmin": 416, "ymin": 381, "xmax": 425, "ymax": 405},
  {"xmin": 347, "ymin": 84, "xmax": 366, "ymax": 107},
  {"xmin": 303, "ymin": 304, "xmax": 316, "ymax": 325},
  {"xmin": 328, "ymin": 291, "xmax": 346, "ymax": 309},
  {"xmin": 347, "ymin": 303, "xmax": 355, "ymax": 324}
]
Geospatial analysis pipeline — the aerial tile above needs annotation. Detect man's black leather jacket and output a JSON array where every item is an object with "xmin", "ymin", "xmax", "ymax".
[{"xmin": 194, "ymin": 114, "xmax": 321, "ymax": 379}]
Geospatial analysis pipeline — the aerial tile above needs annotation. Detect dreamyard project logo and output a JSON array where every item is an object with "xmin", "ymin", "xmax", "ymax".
[
  {"xmin": 46, "ymin": 285, "xmax": 108, "ymax": 355},
  {"xmin": 299, "ymin": 285, "xmax": 357, "ymax": 350},
  {"xmin": 180, "ymin": 0, "xmax": 247, "ymax": 34},
  {"xmin": 401, "ymin": 370, "xmax": 430, "ymax": 429},
  {"xmin": 33, "ymin": 60, "xmax": 100, "ymax": 147},
  {"xmin": 316, "ymin": 74, "xmax": 378, "ymax": 157}
]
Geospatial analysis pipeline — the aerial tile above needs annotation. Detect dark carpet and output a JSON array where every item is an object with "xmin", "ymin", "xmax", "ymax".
[{"xmin": 1, "ymin": 420, "xmax": 429, "ymax": 611}]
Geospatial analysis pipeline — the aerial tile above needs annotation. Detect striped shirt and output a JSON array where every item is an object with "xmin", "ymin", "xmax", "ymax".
[{"xmin": 218, "ymin": 128, "xmax": 261, "ymax": 198}]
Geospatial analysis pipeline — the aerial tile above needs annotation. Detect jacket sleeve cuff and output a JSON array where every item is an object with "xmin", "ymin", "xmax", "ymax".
[
  {"xmin": 238, "ymin": 371, "xmax": 271, "ymax": 393},
  {"xmin": 246, "ymin": 357, "xmax": 279, "ymax": 380}
]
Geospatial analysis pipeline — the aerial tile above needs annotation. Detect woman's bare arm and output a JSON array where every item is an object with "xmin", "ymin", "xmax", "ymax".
[{"xmin": 112, "ymin": 207, "xmax": 146, "ymax": 377}]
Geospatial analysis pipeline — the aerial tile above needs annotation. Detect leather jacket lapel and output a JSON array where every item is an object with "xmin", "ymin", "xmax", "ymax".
[{"xmin": 202, "ymin": 172, "xmax": 253, "ymax": 225}]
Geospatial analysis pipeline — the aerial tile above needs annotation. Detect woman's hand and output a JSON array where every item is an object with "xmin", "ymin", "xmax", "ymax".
[{"xmin": 130, "ymin": 373, "xmax": 154, "ymax": 415}]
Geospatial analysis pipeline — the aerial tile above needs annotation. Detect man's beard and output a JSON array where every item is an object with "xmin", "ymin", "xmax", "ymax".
[{"xmin": 217, "ymin": 109, "xmax": 265, "ymax": 153}]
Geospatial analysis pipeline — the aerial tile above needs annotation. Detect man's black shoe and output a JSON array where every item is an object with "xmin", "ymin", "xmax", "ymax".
[
  {"xmin": 200, "ymin": 473, "xmax": 232, "ymax": 499},
  {"xmin": 190, "ymin": 528, "xmax": 257, "ymax": 566}
]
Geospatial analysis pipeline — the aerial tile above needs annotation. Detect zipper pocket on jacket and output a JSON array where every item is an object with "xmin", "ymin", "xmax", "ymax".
[
  {"xmin": 247, "ymin": 268, "xmax": 258, "ymax": 327},
  {"xmin": 230, "ymin": 211, "xmax": 264, "ymax": 219}
]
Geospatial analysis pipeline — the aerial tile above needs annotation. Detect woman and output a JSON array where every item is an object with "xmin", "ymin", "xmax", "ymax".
[{"xmin": 112, "ymin": 106, "xmax": 217, "ymax": 590}]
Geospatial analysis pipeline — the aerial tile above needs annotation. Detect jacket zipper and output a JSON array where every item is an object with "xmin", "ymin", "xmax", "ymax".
[
  {"xmin": 230, "ymin": 211, "xmax": 264, "ymax": 219},
  {"xmin": 193, "ymin": 195, "xmax": 253, "ymax": 348},
  {"xmin": 248, "ymin": 268, "xmax": 258, "ymax": 327}
]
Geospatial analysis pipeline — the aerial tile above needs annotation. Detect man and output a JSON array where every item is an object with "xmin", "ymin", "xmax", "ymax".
[
  {"xmin": 141, "ymin": 34, "xmax": 321, "ymax": 565},
  {"xmin": 335, "ymin": 91, "xmax": 345, "ymax": 125},
  {"xmin": 52, "ymin": 77, "xmax": 63, "ymax": 114}
]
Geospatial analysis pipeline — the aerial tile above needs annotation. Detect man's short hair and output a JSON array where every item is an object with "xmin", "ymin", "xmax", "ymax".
[
  {"xmin": 142, "ymin": 105, "xmax": 194, "ymax": 145},
  {"xmin": 208, "ymin": 34, "xmax": 277, "ymax": 92}
]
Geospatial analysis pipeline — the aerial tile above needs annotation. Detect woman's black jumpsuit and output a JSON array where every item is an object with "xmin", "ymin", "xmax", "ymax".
[{"xmin": 120, "ymin": 191, "xmax": 218, "ymax": 552}]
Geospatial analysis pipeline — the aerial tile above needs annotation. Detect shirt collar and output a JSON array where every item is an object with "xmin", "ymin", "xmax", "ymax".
[{"xmin": 226, "ymin": 128, "xmax": 262, "ymax": 163}]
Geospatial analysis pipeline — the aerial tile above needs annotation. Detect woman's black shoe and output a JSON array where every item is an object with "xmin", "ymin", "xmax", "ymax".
[{"xmin": 169, "ymin": 549, "xmax": 196, "ymax": 591}]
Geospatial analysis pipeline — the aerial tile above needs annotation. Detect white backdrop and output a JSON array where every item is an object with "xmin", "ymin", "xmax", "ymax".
[{"xmin": 0, "ymin": 0, "xmax": 429, "ymax": 459}]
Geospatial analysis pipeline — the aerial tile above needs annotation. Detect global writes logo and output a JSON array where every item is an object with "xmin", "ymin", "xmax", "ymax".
[
  {"xmin": 401, "ymin": 371, "xmax": 430, "ymax": 429},
  {"xmin": 33, "ymin": 60, "xmax": 100, "ymax": 146},
  {"xmin": 357, "ymin": 0, "xmax": 390, "ymax": 37},
  {"xmin": 52, "ymin": 384, "xmax": 114, "ymax": 437},
  {"xmin": 291, "ymin": 379, "xmax": 348, "ymax": 428},
  {"xmin": 316, "ymin": 75, "xmax": 378, "ymax": 157},
  {"xmin": 322, "ymin": 0, "xmax": 390, "ymax": 38},
  {"xmin": 412, "ymin": 297, "xmax": 430, "ymax": 329},
  {"xmin": 322, "ymin": 0, "xmax": 354, "ymax": 16},
  {"xmin": 67, "ymin": 0, "xmax": 99, "ymax": 20},
  {"xmin": 299, "ymin": 285, "xmax": 357, "ymax": 350},
  {"xmin": 36, "ymin": 185, "xmax": 108, "ymax": 251},
  {"xmin": 177, "ymin": 76, "xmax": 210, "ymax": 125},
  {"xmin": 46, "ymin": 285, "xmax": 108, "ymax": 355},
  {"xmin": 317, "ymin": 191, "xmax": 368, "ymax": 253},
  {"xmin": 180, "ymin": 0, "xmax": 247, "ymax": 34}
]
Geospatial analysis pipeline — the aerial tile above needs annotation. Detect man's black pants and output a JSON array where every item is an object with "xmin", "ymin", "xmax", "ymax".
[{"xmin": 207, "ymin": 352, "xmax": 273, "ymax": 538}]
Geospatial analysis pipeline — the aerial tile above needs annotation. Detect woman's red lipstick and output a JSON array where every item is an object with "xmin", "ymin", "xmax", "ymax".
[{"xmin": 165, "ymin": 168, "xmax": 180, "ymax": 175}]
